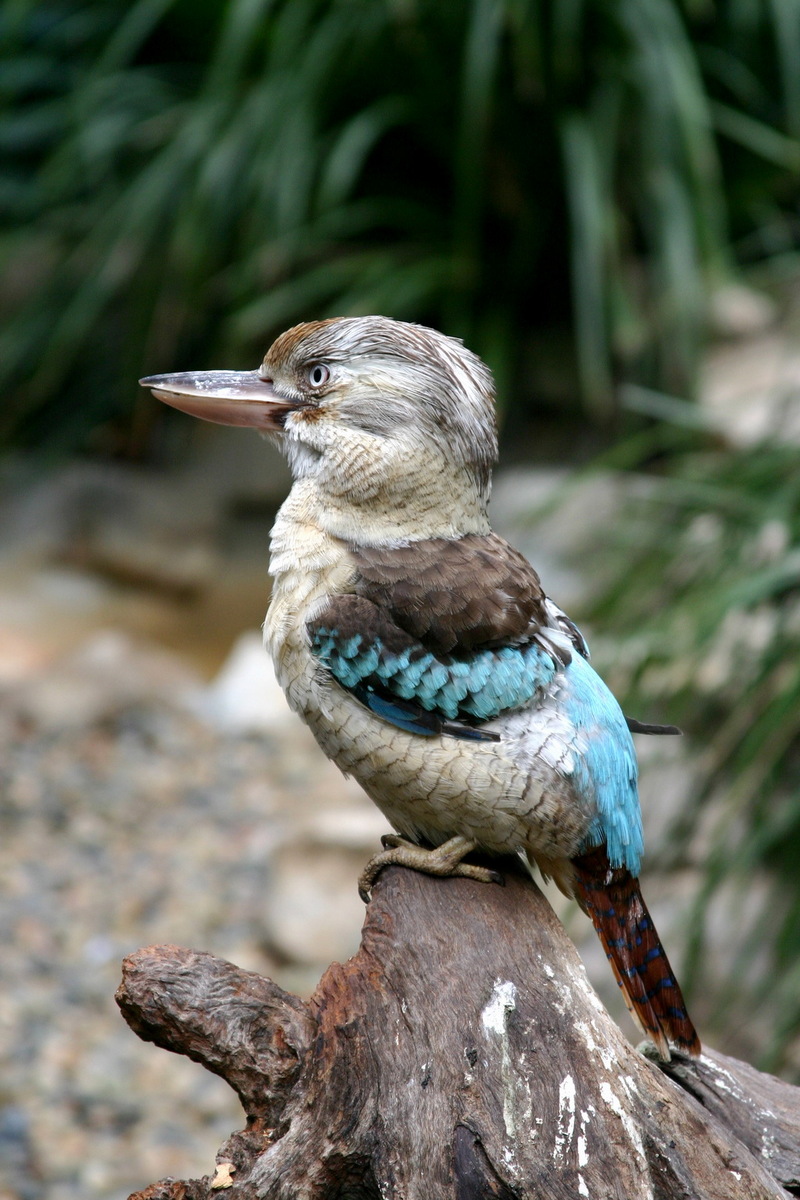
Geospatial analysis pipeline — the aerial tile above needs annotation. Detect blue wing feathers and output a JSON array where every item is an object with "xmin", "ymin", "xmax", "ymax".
[
  {"xmin": 351, "ymin": 684, "xmax": 500, "ymax": 742},
  {"xmin": 310, "ymin": 622, "xmax": 558, "ymax": 722}
]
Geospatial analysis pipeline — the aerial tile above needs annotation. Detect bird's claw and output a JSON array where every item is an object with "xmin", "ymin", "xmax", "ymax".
[
  {"xmin": 358, "ymin": 834, "xmax": 504, "ymax": 902},
  {"xmin": 380, "ymin": 833, "xmax": 406, "ymax": 850}
]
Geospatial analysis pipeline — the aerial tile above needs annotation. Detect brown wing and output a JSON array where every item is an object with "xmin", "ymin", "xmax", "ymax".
[{"xmin": 350, "ymin": 533, "xmax": 547, "ymax": 655}]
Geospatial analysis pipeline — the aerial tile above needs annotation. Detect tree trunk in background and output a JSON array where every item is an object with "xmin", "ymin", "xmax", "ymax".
[{"xmin": 117, "ymin": 864, "xmax": 800, "ymax": 1199}]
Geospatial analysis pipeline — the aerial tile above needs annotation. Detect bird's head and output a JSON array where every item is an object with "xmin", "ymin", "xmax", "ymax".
[{"xmin": 141, "ymin": 316, "xmax": 498, "ymax": 540}]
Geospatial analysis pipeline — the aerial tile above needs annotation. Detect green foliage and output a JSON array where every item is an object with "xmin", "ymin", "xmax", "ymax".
[
  {"xmin": 1, "ymin": 0, "xmax": 799, "ymax": 450},
  {"xmin": 586, "ymin": 424, "xmax": 800, "ymax": 1070}
]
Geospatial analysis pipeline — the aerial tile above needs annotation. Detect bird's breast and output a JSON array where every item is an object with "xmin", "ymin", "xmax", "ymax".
[
  {"xmin": 263, "ymin": 491, "xmax": 355, "ymax": 713},
  {"xmin": 262, "ymin": 489, "xmax": 595, "ymax": 862}
]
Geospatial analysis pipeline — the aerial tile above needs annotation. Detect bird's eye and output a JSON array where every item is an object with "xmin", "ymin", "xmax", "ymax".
[{"xmin": 306, "ymin": 363, "xmax": 330, "ymax": 389}]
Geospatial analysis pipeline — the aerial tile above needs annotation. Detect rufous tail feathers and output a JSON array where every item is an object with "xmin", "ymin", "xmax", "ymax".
[{"xmin": 570, "ymin": 846, "xmax": 701, "ymax": 1061}]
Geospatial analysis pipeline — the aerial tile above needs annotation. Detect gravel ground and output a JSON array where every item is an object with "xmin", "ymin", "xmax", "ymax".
[{"xmin": 0, "ymin": 629, "xmax": 387, "ymax": 1200}]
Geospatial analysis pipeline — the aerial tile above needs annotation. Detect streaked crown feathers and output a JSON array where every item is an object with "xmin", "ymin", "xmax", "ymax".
[{"xmin": 263, "ymin": 316, "xmax": 499, "ymax": 490}]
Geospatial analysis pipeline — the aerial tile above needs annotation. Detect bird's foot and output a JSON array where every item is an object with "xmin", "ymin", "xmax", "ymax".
[{"xmin": 358, "ymin": 834, "xmax": 504, "ymax": 902}]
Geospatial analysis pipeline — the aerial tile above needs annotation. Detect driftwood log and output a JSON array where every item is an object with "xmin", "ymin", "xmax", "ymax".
[{"xmin": 117, "ymin": 863, "xmax": 800, "ymax": 1199}]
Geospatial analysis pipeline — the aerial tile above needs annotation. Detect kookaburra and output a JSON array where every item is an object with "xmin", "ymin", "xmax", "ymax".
[{"xmin": 141, "ymin": 315, "xmax": 700, "ymax": 1060}]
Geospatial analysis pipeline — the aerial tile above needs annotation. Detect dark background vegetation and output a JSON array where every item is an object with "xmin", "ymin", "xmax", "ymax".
[{"xmin": 2, "ymin": 0, "xmax": 800, "ymax": 1072}]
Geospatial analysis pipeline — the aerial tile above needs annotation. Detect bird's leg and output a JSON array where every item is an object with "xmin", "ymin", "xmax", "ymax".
[{"xmin": 358, "ymin": 834, "xmax": 504, "ymax": 902}]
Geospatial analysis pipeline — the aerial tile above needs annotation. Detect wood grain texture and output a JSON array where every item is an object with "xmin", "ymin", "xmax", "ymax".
[
  {"xmin": 116, "ymin": 945, "xmax": 314, "ymax": 1129},
  {"xmin": 118, "ymin": 867, "xmax": 800, "ymax": 1200},
  {"xmin": 662, "ymin": 1050, "xmax": 800, "ymax": 1193}
]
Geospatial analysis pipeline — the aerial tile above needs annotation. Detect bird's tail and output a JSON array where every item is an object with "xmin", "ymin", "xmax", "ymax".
[{"xmin": 571, "ymin": 846, "xmax": 701, "ymax": 1061}]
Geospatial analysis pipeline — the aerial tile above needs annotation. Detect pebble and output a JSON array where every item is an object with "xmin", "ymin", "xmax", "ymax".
[{"xmin": 0, "ymin": 630, "xmax": 383, "ymax": 1199}]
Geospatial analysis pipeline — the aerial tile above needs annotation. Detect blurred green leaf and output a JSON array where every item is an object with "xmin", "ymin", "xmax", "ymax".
[
  {"xmin": 584, "ymin": 430, "xmax": 800, "ymax": 1074},
  {"xmin": 0, "ymin": 0, "xmax": 798, "ymax": 452}
]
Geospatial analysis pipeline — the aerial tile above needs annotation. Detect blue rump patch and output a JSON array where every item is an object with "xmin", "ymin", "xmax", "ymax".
[{"xmin": 562, "ymin": 653, "xmax": 643, "ymax": 875}]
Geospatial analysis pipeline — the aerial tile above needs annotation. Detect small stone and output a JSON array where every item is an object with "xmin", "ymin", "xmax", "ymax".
[
  {"xmin": 210, "ymin": 1161, "xmax": 236, "ymax": 1189},
  {"xmin": 190, "ymin": 631, "xmax": 295, "ymax": 734}
]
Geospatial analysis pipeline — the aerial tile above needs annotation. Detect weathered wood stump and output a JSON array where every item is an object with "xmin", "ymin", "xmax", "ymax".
[{"xmin": 117, "ymin": 863, "xmax": 800, "ymax": 1199}]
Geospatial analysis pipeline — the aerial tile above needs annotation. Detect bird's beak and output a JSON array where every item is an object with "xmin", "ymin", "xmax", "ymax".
[{"xmin": 139, "ymin": 370, "xmax": 300, "ymax": 431}]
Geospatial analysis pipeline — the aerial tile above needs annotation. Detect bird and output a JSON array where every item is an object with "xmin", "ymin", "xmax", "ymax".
[{"xmin": 140, "ymin": 315, "xmax": 700, "ymax": 1061}]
